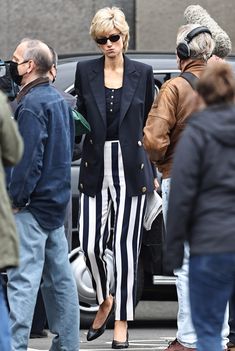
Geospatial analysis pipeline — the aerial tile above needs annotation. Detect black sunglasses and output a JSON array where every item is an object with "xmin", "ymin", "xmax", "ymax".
[{"xmin": 96, "ymin": 34, "xmax": 121, "ymax": 45}]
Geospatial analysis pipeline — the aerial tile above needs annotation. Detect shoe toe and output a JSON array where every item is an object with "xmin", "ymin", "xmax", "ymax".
[
  {"xmin": 87, "ymin": 299, "xmax": 115, "ymax": 342},
  {"xmin": 87, "ymin": 325, "xmax": 105, "ymax": 341}
]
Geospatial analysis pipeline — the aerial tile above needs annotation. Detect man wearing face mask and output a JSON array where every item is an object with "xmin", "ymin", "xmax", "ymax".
[
  {"xmin": 7, "ymin": 38, "xmax": 79, "ymax": 351},
  {"xmin": 29, "ymin": 44, "xmax": 82, "ymax": 340}
]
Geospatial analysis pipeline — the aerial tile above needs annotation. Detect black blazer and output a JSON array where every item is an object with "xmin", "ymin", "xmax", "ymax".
[{"xmin": 74, "ymin": 55, "xmax": 155, "ymax": 197}]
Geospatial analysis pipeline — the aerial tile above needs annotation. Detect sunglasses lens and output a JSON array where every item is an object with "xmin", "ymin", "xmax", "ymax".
[
  {"xmin": 109, "ymin": 34, "xmax": 120, "ymax": 42},
  {"xmin": 96, "ymin": 34, "xmax": 120, "ymax": 45},
  {"xmin": 96, "ymin": 38, "xmax": 107, "ymax": 45}
]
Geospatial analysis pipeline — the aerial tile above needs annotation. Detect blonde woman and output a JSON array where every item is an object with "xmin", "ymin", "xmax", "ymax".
[{"xmin": 74, "ymin": 6, "xmax": 156, "ymax": 349}]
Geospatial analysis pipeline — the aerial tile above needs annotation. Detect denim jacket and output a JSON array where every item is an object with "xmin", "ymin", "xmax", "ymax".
[{"xmin": 10, "ymin": 78, "xmax": 74, "ymax": 230}]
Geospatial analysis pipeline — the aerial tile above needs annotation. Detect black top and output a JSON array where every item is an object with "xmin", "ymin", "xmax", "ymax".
[{"xmin": 105, "ymin": 87, "xmax": 122, "ymax": 141}]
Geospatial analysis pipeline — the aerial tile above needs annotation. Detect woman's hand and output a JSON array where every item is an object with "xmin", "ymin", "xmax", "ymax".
[{"xmin": 154, "ymin": 177, "xmax": 159, "ymax": 190}]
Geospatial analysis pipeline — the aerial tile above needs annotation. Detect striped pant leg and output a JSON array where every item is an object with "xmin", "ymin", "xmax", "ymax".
[
  {"xmin": 79, "ymin": 188, "xmax": 111, "ymax": 305},
  {"xmin": 106, "ymin": 141, "xmax": 146, "ymax": 321},
  {"xmin": 113, "ymin": 194, "xmax": 146, "ymax": 321}
]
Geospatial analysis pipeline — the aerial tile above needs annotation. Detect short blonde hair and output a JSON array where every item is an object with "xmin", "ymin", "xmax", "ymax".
[
  {"xmin": 176, "ymin": 23, "xmax": 215, "ymax": 61},
  {"xmin": 90, "ymin": 7, "xmax": 129, "ymax": 52}
]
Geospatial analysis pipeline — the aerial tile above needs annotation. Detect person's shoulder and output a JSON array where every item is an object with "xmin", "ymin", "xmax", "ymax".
[
  {"xmin": 168, "ymin": 75, "xmax": 189, "ymax": 87},
  {"xmin": 48, "ymin": 85, "xmax": 73, "ymax": 108},
  {"xmin": 21, "ymin": 84, "xmax": 58, "ymax": 107},
  {"xmin": 0, "ymin": 90, "xmax": 6, "ymax": 102},
  {"xmin": 158, "ymin": 77, "xmax": 179, "ymax": 95},
  {"xmin": 185, "ymin": 108, "xmax": 215, "ymax": 139},
  {"xmin": 188, "ymin": 108, "xmax": 212, "ymax": 125},
  {"xmin": 0, "ymin": 90, "xmax": 8, "ymax": 110},
  {"xmin": 76, "ymin": 57, "xmax": 102, "ymax": 70},
  {"xmin": 29, "ymin": 82, "xmax": 54, "ymax": 98},
  {"xmin": 160, "ymin": 74, "xmax": 195, "ymax": 95},
  {"xmin": 127, "ymin": 57, "xmax": 152, "ymax": 72},
  {"xmin": 0, "ymin": 91, "xmax": 12, "ymax": 121}
]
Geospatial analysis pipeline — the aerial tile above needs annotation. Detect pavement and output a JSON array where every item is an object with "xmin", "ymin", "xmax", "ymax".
[
  {"xmin": 27, "ymin": 301, "xmax": 178, "ymax": 351},
  {"xmin": 27, "ymin": 330, "xmax": 176, "ymax": 351}
]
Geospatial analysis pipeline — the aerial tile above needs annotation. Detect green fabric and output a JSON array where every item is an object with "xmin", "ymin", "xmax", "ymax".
[
  {"xmin": 0, "ymin": 91, "xmax": 23, "ymax": 270},
  {"xmin": 72, "ymin": 110, "xmax": 91, "ymax": 136}
]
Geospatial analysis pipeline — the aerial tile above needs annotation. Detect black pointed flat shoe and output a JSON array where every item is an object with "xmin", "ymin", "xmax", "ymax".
[
  {"xmin": 112, "ymin": 332, "xmax": 129, "ymax": 349},
  {"xmin": 87, "ymin": 299, "xmax": 115, "ymax": 341}
]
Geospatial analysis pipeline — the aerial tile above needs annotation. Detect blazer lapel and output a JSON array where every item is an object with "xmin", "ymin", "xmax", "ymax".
[
  {"xmin": 88, "ymin": 56, "xmax": 106, "ymax": 126},
  {"xmin": 120, "ymin": 56, "xmax": 141, "ymax": 125}
]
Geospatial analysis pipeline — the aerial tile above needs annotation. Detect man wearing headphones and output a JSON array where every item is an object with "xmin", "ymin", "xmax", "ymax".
[{"xmin": 143, "ymin": 24, "xmax": 229, "ymax": 351}]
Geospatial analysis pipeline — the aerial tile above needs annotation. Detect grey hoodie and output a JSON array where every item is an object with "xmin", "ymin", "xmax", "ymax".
[{"xmin": 165, "ymin": 103, "xmax": 235, "ymax": 272}]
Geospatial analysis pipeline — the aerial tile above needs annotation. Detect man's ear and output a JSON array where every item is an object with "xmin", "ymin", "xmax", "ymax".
[
  {"xmin": 50, "ymin": 65, "xmax": 57, "ymax": 82},
  {"xmin": 27, "ymin": 59, "xmax": 35, "ymax": 73}
]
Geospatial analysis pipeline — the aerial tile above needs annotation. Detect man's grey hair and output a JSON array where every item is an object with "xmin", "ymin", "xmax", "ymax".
[
  {"xmin": 47, "ymin": 45, "xmax": 58, "ymax": 69},
  {"xmin": 176, "ymin": 23, "xmax": 215, "ymax": 61},
  {"xmin": 20, "ymin": 38, "xmax": 53, "ymax": 74}
]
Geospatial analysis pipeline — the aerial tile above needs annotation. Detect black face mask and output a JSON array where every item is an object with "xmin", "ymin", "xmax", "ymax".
[{"xmin": 9, "ymin": 60, "xmax": 28, "ymax": 86}]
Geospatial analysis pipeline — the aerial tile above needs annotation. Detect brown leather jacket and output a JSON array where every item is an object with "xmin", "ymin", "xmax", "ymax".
[{"xmin": 143, "ymin": 60, "xmax": 206, "ymax": 178}]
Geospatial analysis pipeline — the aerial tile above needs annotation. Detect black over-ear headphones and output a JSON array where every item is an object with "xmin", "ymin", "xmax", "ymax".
[{"xmin": 176, "ymin": 26, "xmax": 212, "ymax": 60}]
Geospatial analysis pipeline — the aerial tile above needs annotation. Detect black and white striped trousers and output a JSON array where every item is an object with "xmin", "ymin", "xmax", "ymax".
[{"xmin": 79, "ymin": 141, "xmax": 146, "ymax": 320}]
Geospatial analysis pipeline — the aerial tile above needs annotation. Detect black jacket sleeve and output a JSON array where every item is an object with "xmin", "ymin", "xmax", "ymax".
[
  {"xmin": 74, "ymin": 62, "xmax": 87, "ymax": 144},
  {"xmin": 74, "ymin": 62, "xmax": 86, "ymax": 118},
  {"xmin": 145, "ymin": 66, "xmax": 157, "ymax": 178}
]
